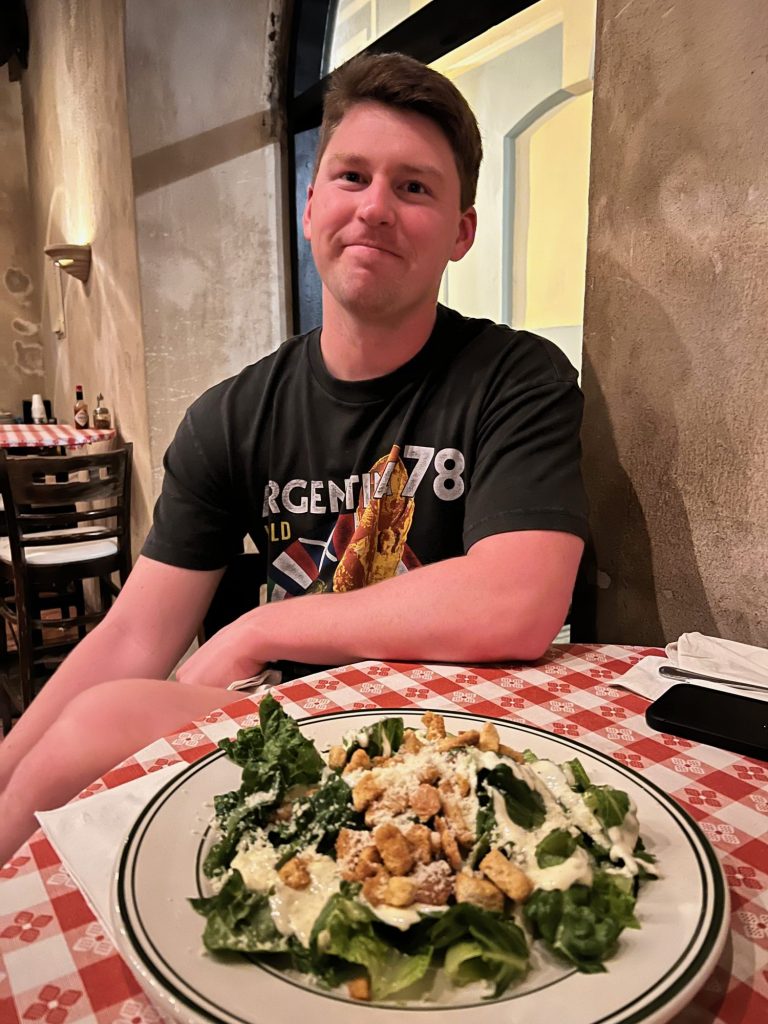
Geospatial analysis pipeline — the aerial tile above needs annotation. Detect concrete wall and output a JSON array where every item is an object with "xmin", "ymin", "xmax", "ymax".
[
  {"xmin": 19, "ymin": 0, "xmax": 153, "ymax": 550},
  {"xmin": 0, "ymin": 76, "xmax": 43, "ymax": 415},
  {"xmin": 125, "ymin": 0, "xmax": 289, "ymax": 497},
  {"xmin": 581, "ymin": 0, "xmax": 768, "ymax": 645}
]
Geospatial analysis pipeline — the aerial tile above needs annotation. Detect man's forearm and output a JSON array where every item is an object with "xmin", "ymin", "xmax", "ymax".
[
  {"xmin": 252, "ymin": 554, "xmax": 559, "ymax": 666},
  {"xmin": 0, "ymin": 617, "xmax": 185, "ymax": 792},
  {"xmin": 178, "ymin": 533, "xmax": 584, "ymax": 692}
]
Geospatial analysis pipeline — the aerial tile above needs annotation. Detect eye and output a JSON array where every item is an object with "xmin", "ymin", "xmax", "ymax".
[
  {"xmin": 340, "ymin": 171, "xmax": 363, "ymax": 184},
  {"xmin": 404, "ymin": 181, "xmax": 428, "ymax": 194}
]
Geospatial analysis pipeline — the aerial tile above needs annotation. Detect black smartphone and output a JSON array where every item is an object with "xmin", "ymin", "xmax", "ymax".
[{"xmin": 646, "ymin": 684, "xmax": 768, "ymax": 761}]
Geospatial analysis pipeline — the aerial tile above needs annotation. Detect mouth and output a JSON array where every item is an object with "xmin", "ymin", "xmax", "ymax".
[{"xmin": 343, "ymin": 241, "xmax": 400, "ymax": 259}]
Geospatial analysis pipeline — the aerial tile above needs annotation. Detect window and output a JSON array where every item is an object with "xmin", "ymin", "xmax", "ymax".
[{"xmin": 286, "ymin": 0, "xmax": 595, "ymax": 376}]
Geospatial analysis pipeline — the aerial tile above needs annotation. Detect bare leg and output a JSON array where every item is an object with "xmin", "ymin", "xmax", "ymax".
[{"xmin": 0, "ymin": 678, "xmax": 245, "ymax": 865}]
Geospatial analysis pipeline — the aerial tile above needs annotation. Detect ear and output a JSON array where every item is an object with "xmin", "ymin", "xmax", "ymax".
[
  {"xmin": 302, "ymin": 184, "xmax": 314, "ymax": 242},
  {"xmin": 449, "ymin": 206, "xmax": 477, "ymax": 263}
]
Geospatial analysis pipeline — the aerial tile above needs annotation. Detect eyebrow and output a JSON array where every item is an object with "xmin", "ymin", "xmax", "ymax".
[{"xmin": 328, "ymin": 152, "xmax": 446, "ymax": 182}]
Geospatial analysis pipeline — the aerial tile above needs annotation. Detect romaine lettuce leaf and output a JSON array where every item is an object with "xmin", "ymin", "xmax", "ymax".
[
  {"xmin": 479, "ymin": 764, "xmax": 546, "ymax": 831},
  {"xmin": 343, "ymin": 717, "xmax": 404, "ymax": 760},
  {"xmin": 523, "ymin": 871, "xmax": 639, "ymax": 972},
  {"xmin": 583, "ymin": 785, "xmax": 630, "ymax": 829},
  {"xmin": 190, "ymin": 870, "xmax": 288, "ymax": 954},
  {"xmin": 309, "ymin": 893, "xmax": 432, "ymax": 1000},
  {"xmin": 430, "ymin": 903, "xmax": 529, "ymax": 997},
  {"xmin": 565, "ymin": 757, "xmax": 591, "ymax": 792},
  {"xmin": 536, "ymin": 828, "xmax": 579, "ymax": 868}
]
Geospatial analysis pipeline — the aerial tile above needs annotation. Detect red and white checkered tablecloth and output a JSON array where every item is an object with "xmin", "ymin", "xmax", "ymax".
[
  {"xmin": 0, "ymin": 425, "xmax": 116, "ymax": 449},
  {"xmin": 1, "ymin": 644, "xmax": 766, "ymax": 1024}
]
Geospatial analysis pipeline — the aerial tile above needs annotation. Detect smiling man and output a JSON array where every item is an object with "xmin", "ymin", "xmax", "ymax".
[{"xmin": 0, "ymin": 53, "xmax": 588, "ymax": 861}]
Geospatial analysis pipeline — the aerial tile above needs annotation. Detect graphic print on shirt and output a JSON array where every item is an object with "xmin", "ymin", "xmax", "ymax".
[{"xmin": 266, "ymin": 445, "xmax": 427, "ymax": 601}]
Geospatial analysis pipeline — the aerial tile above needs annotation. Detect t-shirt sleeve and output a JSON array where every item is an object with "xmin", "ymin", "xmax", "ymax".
[
  {"xmin": 141, "ymin": 389, "xmax": 246, "ymax": 571},
  {"xmin": 462, "ymin": 338, "xmax": 589, "ymax": 551}
]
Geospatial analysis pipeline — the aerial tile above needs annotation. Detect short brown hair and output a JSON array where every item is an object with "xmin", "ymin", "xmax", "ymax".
[{"xmin": 314, "ymin": 52, "xmax": 483, "ymax": 210}]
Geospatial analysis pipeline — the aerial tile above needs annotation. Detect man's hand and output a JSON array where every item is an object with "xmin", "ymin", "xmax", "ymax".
[{"xmin": 176, "ymin": 616, "xmax": 267, "ymax": 688}]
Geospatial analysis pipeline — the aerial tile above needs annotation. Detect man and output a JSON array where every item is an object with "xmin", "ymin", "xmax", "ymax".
[{"xmin": 0, "ymin": 53, "xmax": 587, "ymax": 862}]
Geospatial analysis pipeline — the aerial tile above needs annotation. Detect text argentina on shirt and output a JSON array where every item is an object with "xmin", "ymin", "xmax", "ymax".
[{"xmin": 262, "ymin": 444, "xmax": 466, "ymax": 517}]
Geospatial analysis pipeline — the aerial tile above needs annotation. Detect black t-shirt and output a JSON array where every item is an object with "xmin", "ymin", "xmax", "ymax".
[{"xmin": 143, "ymin": 305, "xmax": 588, "ymax": 606}]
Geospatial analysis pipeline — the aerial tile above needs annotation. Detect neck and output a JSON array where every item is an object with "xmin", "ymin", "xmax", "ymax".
[{"xmin": 319, "ymin": 293, "xmax": 438, "ymax": 381}]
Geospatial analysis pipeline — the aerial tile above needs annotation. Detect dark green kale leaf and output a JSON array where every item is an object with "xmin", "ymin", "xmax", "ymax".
[
  {"xmin": 218, "ymin": 693, "xmax": 324, "ymax": 795},
  {"xmin": 523, "ymin": 871, "xmax": 639, "ymax": 973},
  {"xmin": 430, "ymin": 903, "xmax": 529, "ymax": 997},
  {"xmin": 270, "ymin": 774, "xmax": 362, "ymax": 865},
  {"xmin": 204, "ymin": 695, "xmax": 325, "ymax": 877},
  {"xmin": 583, "ymin": 785, "xmax": 631, "ymax": 830},
  {"xmin": 190, "ymin": 870, "xmax": 288, "ymax": 954},
  {"xmin": 308, "ymin": 893, "xmax": 432, "ymax": 1000},
  {"xmin": 343, "ymin": 717, "xmax": 404, "ymax": 760},
  {"xmin": 480, "ymin": 764, "xmax": 546, "ymax": 831},
  {"xmin": 535, "ymin": 828, "xmax": 579, "ymax": 868}
]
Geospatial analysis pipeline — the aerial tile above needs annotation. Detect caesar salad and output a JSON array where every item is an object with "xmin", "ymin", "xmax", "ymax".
[{"xmin": 191, "ymin": 697, "xmax": 657, "ymax": 1003}]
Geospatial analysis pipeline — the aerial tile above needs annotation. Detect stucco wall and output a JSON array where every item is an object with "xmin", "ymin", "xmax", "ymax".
[
  {"xmin": 125, "ymin": 0, "xmax": 289, "ymax": 498},
  {"xmin": 19, "ymin": 0, "xmax": 153, "ymax": 550},
  {"xmin": 581, "ymin": 0, "xmax": 768, "ymax": 645},
  {"xmin": 0, "ymin": 76, "xmax": 43, "ymax": 415}
]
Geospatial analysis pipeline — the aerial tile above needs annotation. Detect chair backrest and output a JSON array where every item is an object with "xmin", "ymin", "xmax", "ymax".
[{"xmin": 0, "ymin": 445, "xmax": 133, "ymax": 568}]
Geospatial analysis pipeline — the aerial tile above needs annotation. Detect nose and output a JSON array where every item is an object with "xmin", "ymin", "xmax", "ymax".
[{"xmin": 357, "ymin": 178, "xmax": 395, "ymax": 226}]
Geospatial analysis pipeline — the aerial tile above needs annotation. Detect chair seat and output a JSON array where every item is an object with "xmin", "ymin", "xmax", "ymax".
[{"xmin": 0, "ymin": 529, "xmax": 118, "ymax": 566}]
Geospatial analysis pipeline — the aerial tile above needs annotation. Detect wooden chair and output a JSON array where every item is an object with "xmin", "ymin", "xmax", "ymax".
[{"xmin": 0, "ymin": 445, "xmax": 133, "ymax": 714}]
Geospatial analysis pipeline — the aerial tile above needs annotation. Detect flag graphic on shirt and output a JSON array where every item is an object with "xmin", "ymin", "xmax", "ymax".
[{"xmin": 267, "ymin": 447, "xmax": 419, "ymax": 601}]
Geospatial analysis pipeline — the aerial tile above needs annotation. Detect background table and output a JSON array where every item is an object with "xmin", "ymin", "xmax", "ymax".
[
  {"xmin": 0, "ymin": 425, "xmax": 116, "ymax": 450},
  {"xmin": 1, "ymin": 644, "xmax": 766, "ymax": 1023}
]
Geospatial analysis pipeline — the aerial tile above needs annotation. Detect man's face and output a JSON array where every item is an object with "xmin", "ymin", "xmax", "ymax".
[{"xmin": 303, "ymin": 101, "xmax": 476, "ymax": 324}]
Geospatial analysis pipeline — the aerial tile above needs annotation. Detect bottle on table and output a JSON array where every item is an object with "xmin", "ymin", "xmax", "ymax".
[
  {"xmin": 31, "ymin": 394, "xmax": 46, "ymax": 424},
  {"xmin": 73, "ymin": 385, "xmax": 89, "ymax": 427},
  {"xmin": 93, "ymin": 393, "xmax": 111, "ymax": 430}
]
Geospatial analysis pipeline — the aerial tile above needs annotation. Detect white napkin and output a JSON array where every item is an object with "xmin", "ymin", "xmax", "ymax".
[
  {"xmin": 615, "ymin": 632, "xmax": 768, "ymax": 702},
  {"xmin": 35, "ymin": 763, "xmax": 186, "ymax": 942}
]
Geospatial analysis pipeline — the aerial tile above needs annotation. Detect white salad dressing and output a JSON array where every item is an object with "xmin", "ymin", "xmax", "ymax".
[
  {"xmin": 269, "ymin": 854, "xmax": 340, "ymax": 947},
  {"xmin": 366, "ymin": 902, "xmax": 447, "ymax": 931},
  {"xmin": 230, "ymin": 835, "xmax": 280, "ymax": 892}
]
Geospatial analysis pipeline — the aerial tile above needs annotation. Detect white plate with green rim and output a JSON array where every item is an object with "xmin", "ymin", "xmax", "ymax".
[{"xmin": 112, "ymin": 709, "xmax": 729, "ymax": 1024}]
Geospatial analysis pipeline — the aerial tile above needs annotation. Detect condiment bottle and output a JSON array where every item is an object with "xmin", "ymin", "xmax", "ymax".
[
  {"xmin": 93, "ymin": 393, "xmax": 111, "ymax": 430},
  {"xmin": 74, "ymin": 385, "xmax": 89, "ymax": 427},
  {"xmin": 31, "ymin": 394, "xmax": 46, "ymax": 424}
]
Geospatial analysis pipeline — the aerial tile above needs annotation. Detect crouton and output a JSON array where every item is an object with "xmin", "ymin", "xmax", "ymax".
[
  {"xmin": 422, "ymin": 711, "xmax": 446, "ymax": 740},
  {"xmin": 361, "ymin": 866, "xmax": 390, "ymax": 906},
  {"xmin": 436, "ymin": 730, "xmax": 480, "ymax": 752},
  {"xmin": 327, "ymin": 745, "xmax": 347, "ymax": 770},
  {"xmin": 278, "ymin": 857, "xmax": 310, "ymax": 890},
  {"xmin": 353, "ymin": 845, "xmax": 383, "ymax": 881},
  {"xmin": 455, "ymin": 870, "xmax": 505, "ymax": 912},
  {"xmin": 401, "ymin": 729, "xmax": 423, "ymax": 755},
  {"xmin": 347, "ymin": 976, "xmax": 371, "ymax": 1001},
  {"xmin": 478, "ymin": 722, "xmax": 500, "ymax": 753},
  {"xmin": 499, "ymin": 743, "xmax": 525, "ymax": 764},
  {"xmin": 373, "ymin": 823, "xmax": 414, "ymax": 876},
  {"xmin": 479, "ymin": 850, "xmax": 533, "ymax": 902},
  {"xmin": 434, "ymin": 815, "xmax": 463, "ymax": 871},
  {"xmin": 411, "ymin": 860, "xmax": 454, "ymax": 905},
  {"xmin": 409, "ymin": 783, "xmax": 442, "ymax": 820},
  {"xmin": 352, "ymin": 773, "xmax": 382, "ymax": 812},
  {"xmin": 437, "ymin": 780, "xmax": 474, "ymax": 848},
  {"xmin": 343, "ymin": 748, "xmax": 372, "ymax": 773},
  {"xmin": 384, "ymin": 876, "xmax": 417, "ymax": 908},
  {"xmin": 404, "ymin": 823, "xmax": 433, "ymax": 865}
]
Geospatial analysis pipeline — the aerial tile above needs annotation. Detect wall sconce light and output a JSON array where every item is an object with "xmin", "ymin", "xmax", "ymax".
[{"xmin": 44, "ymin": 243, "xmax": 92, "ymax": 284}]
